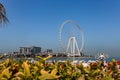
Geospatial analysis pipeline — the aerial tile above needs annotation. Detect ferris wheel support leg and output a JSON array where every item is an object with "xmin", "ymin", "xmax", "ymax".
[
  {"xmin": 72, "ymin": 37, "xmax": 75, "ymax": 55},
  {"xmin": 75, "ymin": 38, "xmax": 81, "ymax": 56},
  {"xmin": 66, "ymin": 37, "xmax": 71, "ymax": 53}
]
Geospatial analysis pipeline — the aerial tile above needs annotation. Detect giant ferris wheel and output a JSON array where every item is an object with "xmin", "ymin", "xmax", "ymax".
[{"xmin": 59, "ymin": 20, "xmax": 84, "ymax": 56}]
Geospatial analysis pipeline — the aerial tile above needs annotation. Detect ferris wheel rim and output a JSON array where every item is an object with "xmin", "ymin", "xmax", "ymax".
[{"xmin": 59, "ymin": 20, "xmax": 84, "ymax": 52}]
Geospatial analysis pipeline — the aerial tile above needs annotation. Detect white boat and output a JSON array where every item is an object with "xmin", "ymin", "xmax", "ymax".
[{"xmin": 95, "ymin": 53, "xmax": 109, "ymax": 61}]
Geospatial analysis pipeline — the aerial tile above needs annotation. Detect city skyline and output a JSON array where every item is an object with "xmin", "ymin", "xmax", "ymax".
[{"xmin": 0, "ymin": 0, "xmax": 120, "ymax": 57}]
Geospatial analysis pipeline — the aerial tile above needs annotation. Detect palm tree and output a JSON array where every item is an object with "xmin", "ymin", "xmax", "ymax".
[{"xmin": 0, "ymin": 3, "xmax": 9, "ymax": 25}]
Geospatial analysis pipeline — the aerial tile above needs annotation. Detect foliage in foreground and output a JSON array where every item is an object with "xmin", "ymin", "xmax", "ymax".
[{"xmin": 0, "ymin": 56, "xmax": 120, "ymax": 80}]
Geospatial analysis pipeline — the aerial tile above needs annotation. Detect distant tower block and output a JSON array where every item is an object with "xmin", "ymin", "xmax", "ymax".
[{"xmin": 66, "ymin": 36, "xmax": 81, "ymax": 56}]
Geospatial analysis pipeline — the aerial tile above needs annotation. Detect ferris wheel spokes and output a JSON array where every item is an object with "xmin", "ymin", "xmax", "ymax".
[{"xmin": 59, "ymin": 20, "xmax": 84, "ymax": 57}]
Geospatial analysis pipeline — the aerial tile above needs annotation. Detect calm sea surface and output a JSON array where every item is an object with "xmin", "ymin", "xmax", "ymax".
[
  {"xmin": 47, "ymin": 57, "xmax": 120, "ymax": 62},
  {"xmin": 0, "ymin": 57, "xmax": 119, "ymax": 62}
]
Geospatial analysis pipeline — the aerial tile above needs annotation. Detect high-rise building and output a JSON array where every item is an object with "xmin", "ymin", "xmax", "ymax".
[
  {"xmin": 19, "ymin": 46, "xmax": 41, "ymax": 54},
  {"xmin": 46, "ymin": 49, "xmax": 53, "ymax": 53}
]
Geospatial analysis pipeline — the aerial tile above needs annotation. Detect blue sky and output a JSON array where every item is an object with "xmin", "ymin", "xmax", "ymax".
[{"xmin": 0, "ymin": 0, "xmax": 120, "ymax": 56}]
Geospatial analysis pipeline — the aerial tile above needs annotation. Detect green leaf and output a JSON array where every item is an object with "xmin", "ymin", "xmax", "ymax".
[
  {"xmin": 22, "ymin": 61, "xmax": 30, "ymax": 77},
  {"xmin": 51, "ymin": 68, "xmax": 57, "ymax": 76},
  {"xmin": 78, "ymin": 75, "xmax": 85, "ymax": 80},
  {"xmin": 11, "ymin": 77, "xmax": 22, "ymax": 80},
  {"xmin": 0, "ymin": 67, "xmax": 11, "ymax": 79},
  {"xmin": 84, "ymin": 67, "xmax": 90, "ymax": 73},
  {"xmin": 39, "ymin": 74, "xmax": 57, "ymax": 80},
  {"xmin": 40, "ymin": 69, "xmax": 49, "ymax": 75},
  {"xmin": 14, "ymin": 72, "xmax": 25, "ymax": 78}
]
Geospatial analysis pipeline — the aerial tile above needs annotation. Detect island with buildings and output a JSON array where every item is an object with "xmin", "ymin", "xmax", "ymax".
[{"xmin": 0, "ymin": 46, "xmax": 93, "ymax": 59}]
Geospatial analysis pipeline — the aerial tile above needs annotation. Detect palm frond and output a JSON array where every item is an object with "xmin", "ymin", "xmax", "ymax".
[{"xmin": 0, "ymin": 3, "xmax": 9, "ymax": 25}]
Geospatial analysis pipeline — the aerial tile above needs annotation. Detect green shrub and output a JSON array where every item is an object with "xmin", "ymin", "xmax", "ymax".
[{"xmin": 0, "ymin": 56, "xmax": 119, "ymax": 80}]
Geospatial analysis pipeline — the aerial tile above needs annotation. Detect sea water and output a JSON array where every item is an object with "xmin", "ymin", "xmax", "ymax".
[
  {"xmin": 47, "ymin": 57, "xmax": 120, "ymax": 62},
  {"xmin": 0, "ymin": 57, "xmax": 119, "ymax": 62}
]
